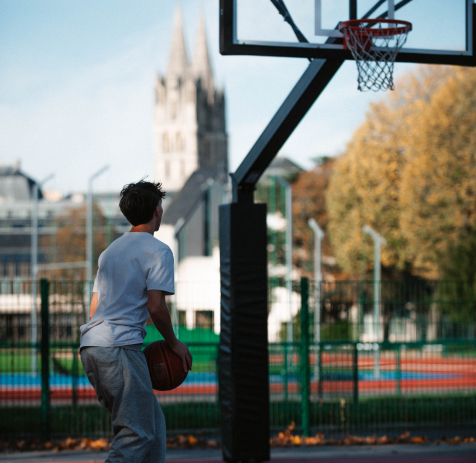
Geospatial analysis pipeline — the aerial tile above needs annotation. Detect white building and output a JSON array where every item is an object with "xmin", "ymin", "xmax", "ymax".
[{"xmin": 153, "ymin": 6, "xmax": 229, "ymax": 334}]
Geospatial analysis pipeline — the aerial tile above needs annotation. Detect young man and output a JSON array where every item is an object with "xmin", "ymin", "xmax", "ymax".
[{"xmin": 80, "ymin": 180, "xmax": 192, "ymax": 463}]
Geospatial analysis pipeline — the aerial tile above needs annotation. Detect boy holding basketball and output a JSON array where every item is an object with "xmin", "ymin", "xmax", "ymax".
[{"xmin": 80, "ymin": 180, "xmax": 192, "ymax": 463}]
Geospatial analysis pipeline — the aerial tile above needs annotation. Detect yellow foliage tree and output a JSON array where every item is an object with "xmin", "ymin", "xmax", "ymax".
[
  {"xmin": 327, "ymin": 65, "xmax": 476, "ymax": 278},
  {"xmin": 400, "ymin": 67, "xmax": 476, "ymax": 278}
]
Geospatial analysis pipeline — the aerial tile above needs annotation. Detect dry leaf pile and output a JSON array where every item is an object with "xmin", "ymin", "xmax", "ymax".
[
  {"xmin": 0, "ymin": 437, "xmax": 110, "ymax": 453},
  {"xmin": 0, "ymin": 435, "xmax": 218, "ymax": 453},
  {"xmin": 269, "ymin": 422, "xmax": 476, "ymax": 447},
  {"xmin": 1, "ymin": 425, "xmax": 475, "ymax": 454},
  {"xmin": 166, "ymin": 435, "xmax": 218, "ymax": 449}
]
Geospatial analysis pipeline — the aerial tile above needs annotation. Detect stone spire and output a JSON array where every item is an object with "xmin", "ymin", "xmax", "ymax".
[
  {"xmin": 193, "ymin": 15, "xmax": 214, "ymax": 94},
  {"xmin": 167, "ymin": 5, "xmax": 189, "ymax": 83}
]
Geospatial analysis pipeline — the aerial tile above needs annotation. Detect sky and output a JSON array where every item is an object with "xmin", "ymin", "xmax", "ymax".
[{"xmin": 0, "ymin": 0, "xmax": 468, "ymax": 195}]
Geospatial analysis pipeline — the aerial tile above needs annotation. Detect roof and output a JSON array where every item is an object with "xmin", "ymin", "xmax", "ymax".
[
  {"xmin": 0, "ymin": 164, "xmax": 42, "ymax": 202},
  {"xmin": 268, "ymin": 156, "xmax": 304, "ymax": 172},
  {"xmin": 162, "ymin": 168, "xmax": 217, "ymax": 225}
]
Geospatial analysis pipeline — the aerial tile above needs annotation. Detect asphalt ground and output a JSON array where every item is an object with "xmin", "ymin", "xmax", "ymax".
[{"xmin": 0, "ymin": 443, "xmax": 475, "ymax": 463}]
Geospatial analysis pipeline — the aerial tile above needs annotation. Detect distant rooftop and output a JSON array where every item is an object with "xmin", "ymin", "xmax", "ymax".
[
  {"xmin": 0, "ymin": 163, "xmax": 42, "ymax": 202},
  {"xmin": 162, "ymin": 168, "xmax": 217, "ymax": 225},
  {"xmin": 263, "ymin": 156, "xmax": 305, "ymax": 180}
]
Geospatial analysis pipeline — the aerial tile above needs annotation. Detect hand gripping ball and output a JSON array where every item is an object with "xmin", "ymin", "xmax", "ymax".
[{"xmin": 143, "ymin": 340, "xmax": 188, "ymax": 391}]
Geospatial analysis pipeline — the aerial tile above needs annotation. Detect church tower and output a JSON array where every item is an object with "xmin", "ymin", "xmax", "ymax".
[{"xmin": 154, "ymin": 7, "xmax": 228, "ymax": 194}]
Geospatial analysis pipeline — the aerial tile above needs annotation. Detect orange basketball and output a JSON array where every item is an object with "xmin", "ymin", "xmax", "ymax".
[{"xmin": 143, "ymin": 340, "xmax": 188, "ymax": 391}]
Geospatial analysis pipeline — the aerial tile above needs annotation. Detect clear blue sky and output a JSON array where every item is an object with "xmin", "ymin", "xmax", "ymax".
[{"xmin": 0, "ymin": 0, "xmax": 465, "ymax": 195}]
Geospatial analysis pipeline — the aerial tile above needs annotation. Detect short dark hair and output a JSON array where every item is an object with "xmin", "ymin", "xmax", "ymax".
[{"xmin": 119, "ymin": 180, "xmax": 166, "ymax": 226}]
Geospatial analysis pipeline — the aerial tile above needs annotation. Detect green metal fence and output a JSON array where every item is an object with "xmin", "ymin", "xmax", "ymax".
[{"xmin": 0, "ymin": 278, "xmax": 475, "ymax": 440}]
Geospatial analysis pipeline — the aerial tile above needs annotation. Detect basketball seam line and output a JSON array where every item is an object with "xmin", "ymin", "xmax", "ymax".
[{"xmin": 159, "ymin": 342, "xmax": 174, "ymax": 389}]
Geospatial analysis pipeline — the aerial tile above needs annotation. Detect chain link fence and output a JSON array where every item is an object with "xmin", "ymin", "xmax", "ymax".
[{"xmin": 0, "ymin": 278, "xmax": 475, "ymax": 439}]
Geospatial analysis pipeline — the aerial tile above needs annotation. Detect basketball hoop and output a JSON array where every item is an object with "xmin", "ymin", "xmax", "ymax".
[{"xmin": 339, "ymin": 19, "xmax": 412, "ymax": 92}]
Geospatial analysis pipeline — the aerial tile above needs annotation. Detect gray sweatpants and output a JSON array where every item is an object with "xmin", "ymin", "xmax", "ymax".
[{"xmin": 80, "ymin": 345, "xmax": 166, "ymax": 463}]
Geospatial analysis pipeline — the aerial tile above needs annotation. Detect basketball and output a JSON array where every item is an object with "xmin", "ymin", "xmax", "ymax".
[{"xmin": 143, "ymin": 340, "xmax": 188, "ymax": 391}]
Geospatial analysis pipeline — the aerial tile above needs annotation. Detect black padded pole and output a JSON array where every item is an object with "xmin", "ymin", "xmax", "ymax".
[{"xmin": 219, "ymin": 203, "xmax": 269, "ymax": 463}]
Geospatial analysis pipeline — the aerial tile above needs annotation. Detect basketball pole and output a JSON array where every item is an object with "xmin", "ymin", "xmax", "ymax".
[
  {"xmin": 220, "ymin": 57, "xmax": 344, "ymax": 463},
  {"xmin": 363, "ymin": 225, "xmax": 386, "ymax": 380}
]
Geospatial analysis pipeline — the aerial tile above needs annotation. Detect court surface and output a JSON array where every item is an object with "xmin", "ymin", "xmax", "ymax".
[{"xmin": 0, "ymin": 443, "xmax": 475, "ymax": 463}]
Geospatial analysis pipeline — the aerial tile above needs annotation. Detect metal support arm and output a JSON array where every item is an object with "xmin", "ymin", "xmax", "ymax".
[{"xmin": 232, "ymin": 57, "xmax": 344, "ymax": 203}]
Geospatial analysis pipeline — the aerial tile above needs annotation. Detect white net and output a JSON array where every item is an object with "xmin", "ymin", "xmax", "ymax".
[{"xmin": 340, "ymin": 21, "xmax": 411, "ymax": 92}]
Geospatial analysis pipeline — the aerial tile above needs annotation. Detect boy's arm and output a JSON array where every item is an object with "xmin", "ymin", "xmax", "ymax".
[
  {"xmin": 147, "ymin": 290, "xmax": 193, "ymax": 373},
  {"xmin": 89, "ymin": 292, "xmax": 98, "ymax": 319}
]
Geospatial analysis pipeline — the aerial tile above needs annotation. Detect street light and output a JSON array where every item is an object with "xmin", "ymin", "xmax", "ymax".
[
  {"xmin": 86, "ymin": 165, "xmax": 109, "ymax": 292},
  {"xmin": 308, "ymin": 218, "xmax": 324, "ymax": 383},
  {"xmin": 363, "ymin": 224, "xmax": 387, "ymax": 379},
  {"xmin": 205, "ymin": 178, "xmax": 228, "ymax": 256},
  {"xmin": 274, "ymin": 176, "xmax": 293, "ymax": 347},
  {"xmin": 173, "ymin": 218, "xmax": 185, "ymax": 337},
  {"xmin": 30, "ymin": 173, "xmax": 54, "ymax": 375}
]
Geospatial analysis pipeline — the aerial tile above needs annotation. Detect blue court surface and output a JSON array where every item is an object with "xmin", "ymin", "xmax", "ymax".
[{"xmin": 0, "ymin": 370, "xmax": 460, "ymax": 389}]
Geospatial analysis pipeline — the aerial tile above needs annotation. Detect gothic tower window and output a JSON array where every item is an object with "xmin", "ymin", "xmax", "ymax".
[
  {"xmin": 163, "ymin": 133, "xmax": 170, "ymax": 153},
  {"xmin": 170, "ymin": 100, "xmax": 178, "ymax": 120},
  {"xmin": 203, "ymin": 139, "xmax": 211, "ymax": 160},
  {"xmin": 176, "ymin": 132, "xmax": 184, "ymax": 152},
  {"xmin": 165, "ymin": 160, "xmax": 170, "ymax": 178}
]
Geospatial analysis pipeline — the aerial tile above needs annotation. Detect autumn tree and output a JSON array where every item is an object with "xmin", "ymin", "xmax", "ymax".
[
  {"xmin": 327, "ymin": 65, "xmax": 476, "ymax": 280},
  {"xmin": 40, "ymin": 203, "xmax": 110, "ymax": 280},
  {"xmin": 399, "ymin": 67, "xmax": 476, "ymax": 279},
  {"xmin": 291, "ymin": 157, "xmax": 338, "ymax": 277}
]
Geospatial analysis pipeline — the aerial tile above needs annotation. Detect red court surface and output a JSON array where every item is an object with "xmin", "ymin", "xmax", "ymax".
[{"xmin": 2, "ymin": 355, "xmax": 476, "ymax": 404}]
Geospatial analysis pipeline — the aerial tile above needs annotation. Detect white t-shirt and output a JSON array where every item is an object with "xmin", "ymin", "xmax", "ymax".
[{"xmin": 80, "ymin": 232, "xmax": 174, "ymax": 348}]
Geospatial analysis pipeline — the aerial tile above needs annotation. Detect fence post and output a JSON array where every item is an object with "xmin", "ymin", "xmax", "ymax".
[
  {"xmin": 353, "ymin": 343, "xmax": 359, "ymax": 405},
  {"xmin": 72, "ymin": 346, "xmax": 78, "ymax": 408},
  {"xmin": 40, "ymin": 278, "xmax": 51, "ymax": 442},
  {"xmin": 396, "ymin": 344, "xmax": 401, "ymax": 395},
  {"xmin": 300, "ymin": 277, "xmax": 310, "ymax": 437},
  {"xmin": 283, "ymin": 342, "xmax": 289, "ymax": 425}
]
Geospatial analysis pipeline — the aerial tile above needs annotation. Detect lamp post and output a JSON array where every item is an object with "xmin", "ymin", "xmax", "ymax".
[
  {"xmin": 31, "ymin": 173, "xmax": 54, "ymax": 374},
  {"xmin": 308, "ymin": 218, "xmax": 324, "ymax": 382},
  {"xmin": 86, "ymin": 165, "xmax": 109, "ymax": 297},
  {"xmin": 274, "ymin": 176, "xmax": 293, "ymax": 347},
  {"xmin": 363, "ymin": 224, "xmax": 386, "ymax": 379},
  {"xmin": 173, "ymin": 218, "xmax": 185, "ymax": 337},
  {"xmin": 205, "ymin": 178, "xmax": 228, "ymax": 256}
]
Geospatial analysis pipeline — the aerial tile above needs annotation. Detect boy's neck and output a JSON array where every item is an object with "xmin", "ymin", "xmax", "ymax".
[{"xmin": 130, "ymin": 223, "xmax": 155, "ymax": 235}]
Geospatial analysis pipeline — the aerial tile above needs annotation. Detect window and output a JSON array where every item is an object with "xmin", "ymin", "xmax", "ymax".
[
  {"xmin": 195, "ymin": 311, "xmax": 214, "ymax": 330},
  {"xmin": 163, "ymin": 133, "xmax": 170, "ymax": 152},
  {"xmin": 170, "ymin": 101, "xmax": 177, "ymax": 120},
  {"xmin": 176, "ymin": 132, "xmax": 184, "ymax": 152},
  {"xmin": 178, "ymin": 311, "xmax": 187, "ymax": 327},
  {"xmin": 203, "ymin": 139, "xmax": 211, "ymax": 160}
]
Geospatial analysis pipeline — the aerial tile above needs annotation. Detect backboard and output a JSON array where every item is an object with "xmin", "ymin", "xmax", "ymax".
[{"xmin": 220, "ymin": 0, "xmax": 476, "ymax": 66}]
